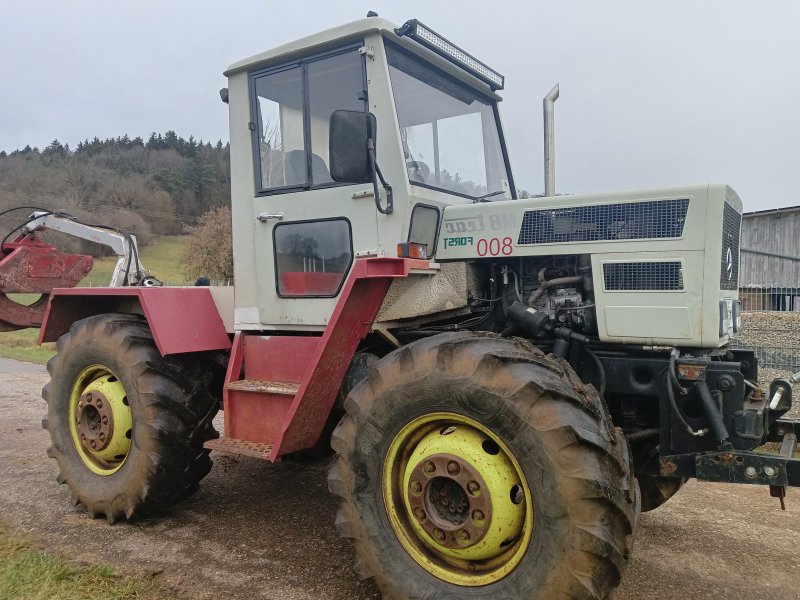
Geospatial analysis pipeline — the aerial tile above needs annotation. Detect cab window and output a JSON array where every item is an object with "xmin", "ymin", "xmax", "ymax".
[{"xmin": 252, "ymin": 47, "xmax": 366, "ymax": 194}]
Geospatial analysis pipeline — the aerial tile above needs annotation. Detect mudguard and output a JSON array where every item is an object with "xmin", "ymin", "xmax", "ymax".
[{"xmin": 39, "ymin": 287, "xmax": 231, "ymax": 355}]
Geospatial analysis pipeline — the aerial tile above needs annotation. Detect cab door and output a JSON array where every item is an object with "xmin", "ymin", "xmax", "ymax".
[{"xmin": 248, "ymin": 45, "xmax": 380, "ymax": 327}]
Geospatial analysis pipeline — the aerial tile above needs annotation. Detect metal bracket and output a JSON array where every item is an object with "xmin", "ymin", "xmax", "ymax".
[
  {"xmin": 358, "ymin": 45, "xmax": 374, "ymax": 59},
  {"xmin": 696, "ymin": 451, "xmax": 789, "ymax": 485}
]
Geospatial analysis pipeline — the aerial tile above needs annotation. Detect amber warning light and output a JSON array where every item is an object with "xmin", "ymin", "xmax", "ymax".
[{"xmin": 397, "ymin": 242, "xmax": 428, "ymax": 259}]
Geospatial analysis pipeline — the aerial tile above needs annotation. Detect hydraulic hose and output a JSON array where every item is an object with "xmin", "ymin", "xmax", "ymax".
[
  {"xmin": 666, "ymin": 370, "xmax": 706, "ymax": 437},
  {"xmin": 583, "ymin": 347, "xmax": 606, "ymax": 397},
  {"xmin": 668, "ymin": 349, "xmax": 689, "ymax": 395}
]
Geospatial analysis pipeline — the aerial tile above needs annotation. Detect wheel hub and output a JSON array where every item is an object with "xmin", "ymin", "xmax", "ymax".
[
  {"xmin": 76, "ymin": 390, "xmax": 114, "ymax": 452},
  {"xmin": 406, "ymin": 454, "xmax": 491, "ymax": 549}
]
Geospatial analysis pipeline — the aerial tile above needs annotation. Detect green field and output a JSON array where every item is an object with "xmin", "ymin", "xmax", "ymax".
[
  {"xmin": 0, "ymin": 236, "xmax": 187, "ymax": 365},
  {"xmin": 0, "ymin": 519, "xmax": 171, "ymax": 600}
]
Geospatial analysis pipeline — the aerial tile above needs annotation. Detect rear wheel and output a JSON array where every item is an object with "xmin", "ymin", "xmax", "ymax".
[
  {"xmin": 329, "ymin": 332, "xmax": 638, "ymax": 599},
  {"xmin": 42, "ymin": 313, "xmax": 220, "ymax": 522}
]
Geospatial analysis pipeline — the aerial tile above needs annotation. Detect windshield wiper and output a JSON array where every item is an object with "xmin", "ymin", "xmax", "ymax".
[{"xmin": 473, "ymin": 190, "xmax": 506, "ymax": 203}]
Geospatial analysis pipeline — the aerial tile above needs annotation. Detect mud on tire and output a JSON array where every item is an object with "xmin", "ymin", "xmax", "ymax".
[
  {"xmin": 329, "ymin": 332, "xmax": 639, "ymax": 599},
  {"xmin": 42, "ymin": 313, "xmax": 220, "ymax": 522}
]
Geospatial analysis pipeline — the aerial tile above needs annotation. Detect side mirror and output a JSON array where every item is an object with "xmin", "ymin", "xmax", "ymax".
[{"xmin": 329, "ymin": 110, "xmax": 377, "ymax": 184}]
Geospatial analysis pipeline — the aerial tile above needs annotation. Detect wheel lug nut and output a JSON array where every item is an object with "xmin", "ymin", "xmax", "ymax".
[
  {"xmin": 472, "ymin": 509, "xmax": 485, "ymax": 522},
  {"xmin": 90, "ymin": 440, "xmax": 97, "ymax": 449},
  {"xmin": 447, "ymin": 461, "xmax": 460, "ymax": 475},
  {"xmin": 409, "ymin": 480, "xmax": 422, "ymax": 495},
  {"xmin": 99, "ymin": 433, "xmax": 106, "ymax": 441},
  {"xmin": 102, "ymin": 416, "xmax": 108, "ymax": 425},
  {"xmin": 433, "ymin": 528, "xmax": 445, "ymax": 542},
  {"xmin": 423, "ymin": 461, "xmax": 436, "ymax": 475},
  {"xmin": 467, "ymin": 481, "xmax": 480, "ymax": 494},
  {"xmin": 457, "ymin": 529, "xmax": 470, "ymax": 543},
  {"xmin": 414, "ymin": 508, "xmax": 426, "ymax": 521},
  {"xmin": 96, "ymin": 399, "xmax": 103, "ymax": 408}
]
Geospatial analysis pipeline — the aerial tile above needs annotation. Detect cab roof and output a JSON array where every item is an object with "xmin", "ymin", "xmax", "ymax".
[
  {"xmin": 224, "ymin": 17, "xmax": 398, "ymax": 76},
  {"xmin": 223, "ymin": 16, "xmax": 503, "ymax": 99}
]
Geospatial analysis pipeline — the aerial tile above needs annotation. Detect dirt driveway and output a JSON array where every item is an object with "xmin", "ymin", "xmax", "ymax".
[{"xmin": 1, "ymin": 357, "xmax": 799, "ymax": 600}]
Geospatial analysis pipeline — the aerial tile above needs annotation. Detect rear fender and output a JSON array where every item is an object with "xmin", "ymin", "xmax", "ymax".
[{"xmin": 39, "ymin": 287, "xmax": 231, "ymax": 355}]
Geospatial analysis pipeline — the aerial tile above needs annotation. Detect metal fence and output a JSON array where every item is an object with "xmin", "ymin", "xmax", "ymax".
[
  {"xmin": 732, "ymin": 293, "xmax": 800, "ymax": 372},
  {"xmin": 731, "ymin": 336, "xmax": 800, "ymax": 371},
  {"xmin": 738, "ymin": 287, "xmax": 800, "ymax": 312}
]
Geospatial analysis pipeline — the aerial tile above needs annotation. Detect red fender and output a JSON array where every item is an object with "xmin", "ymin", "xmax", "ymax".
[{"xmin": 39, "ymin": 287, "xmax": 231, "ymax": 355}]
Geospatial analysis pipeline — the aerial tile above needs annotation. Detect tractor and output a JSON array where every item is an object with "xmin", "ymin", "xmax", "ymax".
[{"xmin": 2, "ymin": 14, "xmax": 799, "ymax": 600}]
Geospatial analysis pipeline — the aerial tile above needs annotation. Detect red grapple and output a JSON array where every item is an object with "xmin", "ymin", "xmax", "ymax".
[{"xmin": 0, "ymin": 234, "xmax": 93, "ymax": 331}]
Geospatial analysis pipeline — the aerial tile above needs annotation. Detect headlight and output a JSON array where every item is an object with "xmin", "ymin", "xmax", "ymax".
[{"xmin": 395, "ymin": 19, "xmax": 505, "ymax": 90}]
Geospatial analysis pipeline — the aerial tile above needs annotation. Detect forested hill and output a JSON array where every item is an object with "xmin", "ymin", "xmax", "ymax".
[{"xmin": 0, "ymin": 133, "xmax": 230, "ymax": 252}]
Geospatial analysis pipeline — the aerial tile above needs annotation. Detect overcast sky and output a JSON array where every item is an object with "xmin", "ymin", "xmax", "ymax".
[{"xmin": 1, "ymin": 1, "xmax": 798, "ymax": 211}]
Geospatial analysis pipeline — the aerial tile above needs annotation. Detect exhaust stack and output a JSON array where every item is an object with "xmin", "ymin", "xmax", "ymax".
[{"xmin": 544, "ymin": 83, "xmax": 559, "ymax": 197}]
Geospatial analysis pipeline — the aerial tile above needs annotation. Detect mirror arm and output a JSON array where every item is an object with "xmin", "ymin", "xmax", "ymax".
[
  {"xmin": 375, "ymin": 163, "xmax": 393, "ymax": 214},
  {"xmin": 367, "ymin": 139, "xmax": 393, "ymax": 215}
]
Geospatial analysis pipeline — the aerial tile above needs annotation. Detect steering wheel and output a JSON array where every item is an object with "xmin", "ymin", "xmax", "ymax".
[{"xmin": 406, "ymin": 160, "xmax": 430, "ymax": 182}]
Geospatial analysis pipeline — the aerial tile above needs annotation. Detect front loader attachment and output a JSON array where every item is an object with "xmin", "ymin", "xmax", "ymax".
[{"xmin": 0, "ymin": 235, "xmax": 92, "ymax": 331}]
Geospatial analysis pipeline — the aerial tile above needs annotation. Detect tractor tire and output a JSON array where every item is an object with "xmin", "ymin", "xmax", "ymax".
[
  {"xmin": 329, "ymin": 332, "xmax": 639, "ymax": 599},
  {"xmin": 42, "ymin": 313, "xmax": 220, "ymax": 522},
  {"xmin": 637, "ymin": 475, "xmax": 686, "ymax": 512}
]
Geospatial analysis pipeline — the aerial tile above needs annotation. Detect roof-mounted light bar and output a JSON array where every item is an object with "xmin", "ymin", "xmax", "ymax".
[{"xmin": 395, "ymin": 19, "xmax": 505, "ymax": 90}]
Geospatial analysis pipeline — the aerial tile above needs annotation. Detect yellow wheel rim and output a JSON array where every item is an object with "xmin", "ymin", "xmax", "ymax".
[
  {"xmin": 68, "ymin": 365, "xmax": 133, "ymax": 476},
  {"xmin": 382, "ymin": 412, "xmax": 533, "ymax": 586}
]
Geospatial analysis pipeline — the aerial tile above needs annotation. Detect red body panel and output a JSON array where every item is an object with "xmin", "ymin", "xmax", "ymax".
[
  {"xmin": 39, "ymin": 287, "xmax": 231, "ymax": 355},
  {"xmin": 242, "ymin": 336, "xmax": 319, "ymax": 383}
]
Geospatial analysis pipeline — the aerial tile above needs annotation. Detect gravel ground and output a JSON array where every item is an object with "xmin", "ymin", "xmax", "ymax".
[{"xmin": 1, "ymin": 357, "xmax": 800, "ymax": 600}]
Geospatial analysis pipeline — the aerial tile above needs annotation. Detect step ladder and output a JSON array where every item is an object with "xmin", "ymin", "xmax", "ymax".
[{"xmin": 203, "ymin": 257, "xmax": 431, "ymax": 462}]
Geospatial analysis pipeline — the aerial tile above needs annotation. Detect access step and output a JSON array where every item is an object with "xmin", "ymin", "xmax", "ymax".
[
  {"xmin": 225, "ymin": 379, "xmax": 300, "ymax": 395},
  {"xmin": 204, "ymin": 437, "xmax": 273, "ymax": 461}
]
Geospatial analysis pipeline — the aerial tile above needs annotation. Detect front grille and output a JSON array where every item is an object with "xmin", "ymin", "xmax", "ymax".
[
  {"xmin": 518, "ymin": 198, "xmax": 689, "ymax": 245},
  {"xmin": 720, "ymin": 203, "xmax": 741, "ymax": 290},
  {"xmin": 603, "ymin": 261, "xmax": 684, "ymax": 291}
]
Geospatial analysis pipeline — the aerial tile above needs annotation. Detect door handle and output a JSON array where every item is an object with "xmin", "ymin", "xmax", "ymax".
[{"xmin": 256, "ymin": 213, "xmax": 284, "ymax": 223}]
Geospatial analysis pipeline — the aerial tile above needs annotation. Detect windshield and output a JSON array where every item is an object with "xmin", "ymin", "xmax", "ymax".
[{"xmin": 386, "ymin": 44, "xmax": 513, "ymax": 200}]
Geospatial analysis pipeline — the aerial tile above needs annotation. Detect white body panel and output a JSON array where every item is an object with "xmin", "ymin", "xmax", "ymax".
[{"xmin": 435, "ymin": 184, "xmax": 742, "ymax": 347}]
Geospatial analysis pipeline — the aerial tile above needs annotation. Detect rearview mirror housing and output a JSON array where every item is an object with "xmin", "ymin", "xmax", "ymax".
[{"xmin": 329, "ymin": 110, "xmax": 377, "ymax": 184}]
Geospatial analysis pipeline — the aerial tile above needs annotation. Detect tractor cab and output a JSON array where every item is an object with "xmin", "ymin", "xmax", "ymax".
[{"xmin": 223, "ymin": 16, "xmax": 515, "ymax": 330}]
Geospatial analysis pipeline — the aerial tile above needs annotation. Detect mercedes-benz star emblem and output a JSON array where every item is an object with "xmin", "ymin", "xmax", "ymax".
[{"xmin": 725, "ymin": 247, "xmax": 733, "ymax": 281}]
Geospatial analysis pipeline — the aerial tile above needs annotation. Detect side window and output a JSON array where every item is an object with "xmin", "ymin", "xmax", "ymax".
[
  {"xmin": 274, "ymin": 219, "xmax": 353, "ymax": 297},
  {"xmin": 408, "ymin": 204, "xmax": 440, "ymax": 255},
  {"xmin": 254, "ymin": 67, "xmax": 305, "ymax": 189},
  {"xmin": 252, "ymin": 48, "xmax": 366, "ymax": 193},
  {"xmin": 307, "ymin": 52, "xmax": 366, "ymax": 185}
]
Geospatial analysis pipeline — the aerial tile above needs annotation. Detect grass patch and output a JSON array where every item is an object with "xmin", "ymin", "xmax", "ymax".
[
  {"xmin": 0, "ymin": 519, "xmax": 171, "ymax": 600},
  {"xmin": 0, "ymin": 329, "xmax": 54, "ymax": 365},
  {"xmin": 0, "ymin": 236, "xmax": 188, "ymax": 365}
]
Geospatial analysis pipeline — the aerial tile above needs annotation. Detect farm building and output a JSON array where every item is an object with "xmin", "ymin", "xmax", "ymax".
[{"xmin": 738, "ymin": 205, "xmax": 800, "ymax": 311}]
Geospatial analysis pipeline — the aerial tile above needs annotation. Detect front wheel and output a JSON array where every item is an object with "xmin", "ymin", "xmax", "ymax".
[
  {"xmin": 329, "ymin": 332, "xmax": 639, "ymax": 599},
  {"xmin": 42, "ymin": 313, "xmax": 220, "ymax": 522}
]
